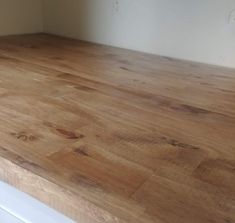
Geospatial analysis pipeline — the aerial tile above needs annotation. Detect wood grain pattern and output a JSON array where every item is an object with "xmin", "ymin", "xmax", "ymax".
[{"xmin": 0, "ymin": 34, "xmax": 234, "ymax": 223}]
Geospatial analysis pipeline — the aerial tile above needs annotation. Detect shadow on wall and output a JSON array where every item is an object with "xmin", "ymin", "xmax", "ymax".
[{"xmin": 0, "ymin": 0, "xmax": 43, "ymax": 36}]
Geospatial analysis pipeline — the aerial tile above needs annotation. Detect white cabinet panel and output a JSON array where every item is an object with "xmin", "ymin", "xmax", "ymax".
[
  {"xmin": 0, "ymin": 207, "xmax": 23, "ymax": 223},
  {"xmin": 0, "ymin": 182, "xmax": 75, "ymax": 223}
]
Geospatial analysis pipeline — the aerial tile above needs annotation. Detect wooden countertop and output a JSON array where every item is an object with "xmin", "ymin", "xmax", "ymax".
[{"xmin": 0, "ymin": 34, "xmax": 234, "ymax": 223}]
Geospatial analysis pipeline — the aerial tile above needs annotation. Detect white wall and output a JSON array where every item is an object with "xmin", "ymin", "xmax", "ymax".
[
  {"xmin": 42, "ymin": 0, "xmax": 235, "ymax": 68},
  {"xmin": 0, "ymin": 0, "xmax": 43, "ymax": 36}
]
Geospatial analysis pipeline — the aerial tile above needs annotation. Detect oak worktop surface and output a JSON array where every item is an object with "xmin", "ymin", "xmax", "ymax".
[{"xmin": 0, "ymin": 34, "xmax": 234, "ymax": 223}]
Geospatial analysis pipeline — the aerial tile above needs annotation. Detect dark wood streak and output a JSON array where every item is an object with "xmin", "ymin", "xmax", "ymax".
[
  {"xmin": 70, "ymin": 173, "xmax": 101, "ymax": 190},
  {"xmin": 74, "ymin": 147, "xmax": 89, "ymax": 157},
  {"xmin": 160, "ymin": 137, "xmax": 200, "ymax": 150},
  {"xmin": 56, "ymin": 128, "xmax": 84, "ymax": 140},
  {"xmin": 177, "ymin": 104, "xmax": 211, "ymax": 115},
  {"xmin": 120, "ymin": 67, "xmax": 131, "ymax": 71},
  {"xmin": 10, "ymin": 131, "xmax": 39, "ymax": 142},
  {"xmin": 0, "ymin": 146, "xmax": 45, "ymax": 172}
]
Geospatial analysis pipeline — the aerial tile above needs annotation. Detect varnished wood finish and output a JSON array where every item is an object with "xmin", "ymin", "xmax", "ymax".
[{"xmin": 0, "ymin": 34, "xmax": 234, "ymax": 223}]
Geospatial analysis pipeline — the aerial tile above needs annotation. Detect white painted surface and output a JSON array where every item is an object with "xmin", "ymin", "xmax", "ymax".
[
  {"xmin": 0, "ymin": 208, "xmax": 23, "ymax": 223},
  {"xmin": 0, "ymin": 181, "xmax": 75, "ymax": 223},
  {"xmin": 42, "ymin": 0, "xmax": 235, "ymax": 68},
  {"xmin": 0, "ymin": 0, "xmax": 43, "ymax": 36}
]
